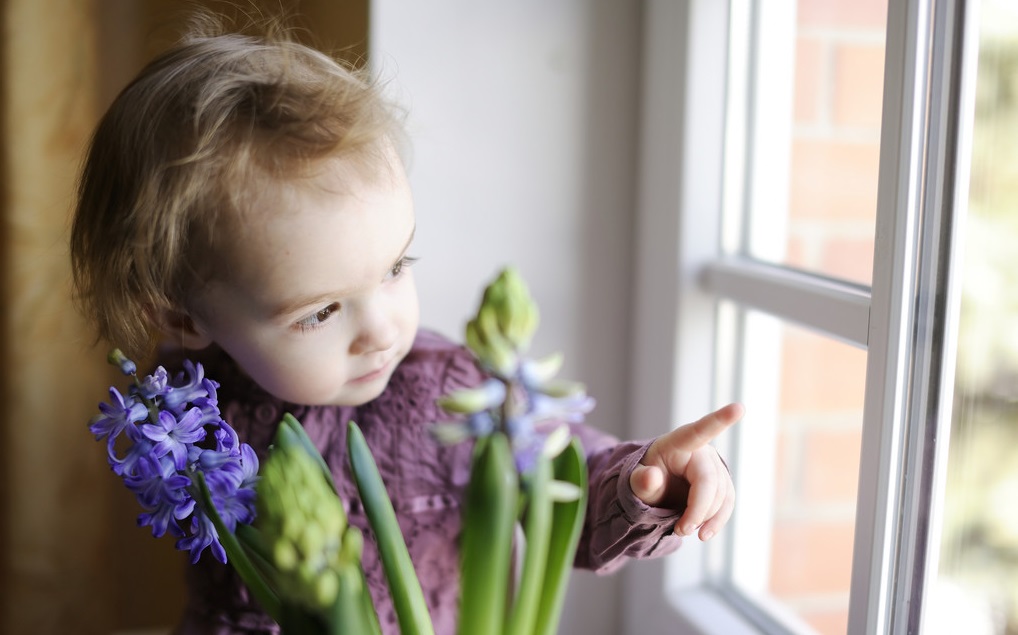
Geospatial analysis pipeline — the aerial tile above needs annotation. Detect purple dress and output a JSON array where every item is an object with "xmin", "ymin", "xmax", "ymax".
[{"xmin": 173, "ymin": 330, "xmax": 682, "ymax": 634}]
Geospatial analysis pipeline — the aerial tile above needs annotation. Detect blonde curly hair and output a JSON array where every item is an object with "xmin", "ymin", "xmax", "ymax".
[{"xmin": 70, "ymin": 15, "xmax": 401, "ymax": 357}]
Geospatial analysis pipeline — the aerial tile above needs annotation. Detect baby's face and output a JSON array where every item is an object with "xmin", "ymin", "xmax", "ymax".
[{"xmin": 190, "ymin": 154, "xmax": 420, "ymax": 406}]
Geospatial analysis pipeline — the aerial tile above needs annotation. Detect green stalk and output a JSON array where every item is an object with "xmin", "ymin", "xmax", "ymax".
[
  {"xmin": 504, "ymin": 453, "xmax": 554, "ymax": 635},
  {"xmin": 329, "ymin": 567, "xmax": 383, "ymax": 635},
  {"xmin": 233, "ymin": 524, "xmax": 279, "ymax": 585},
  {"xmin": 279, "ymin": 603, "xmax": 328, "ymax": 635},
  {"xmin": 346, "ymin": 421, "xmax": 435, "ymax": 635},
  {"xmin": 533, "ymin": 439, "xmax": 588, "ymax": 635},
  {"xmin": 357, "ymin": 568, "xmax": 384, "ymax": 635},
  {"xmin": 193, "ymin": 472, "xmax": 282, "ymax": 622},
  {"xmin": 458, "ymin": 433, "xmax": 519, "ymax": 635}
]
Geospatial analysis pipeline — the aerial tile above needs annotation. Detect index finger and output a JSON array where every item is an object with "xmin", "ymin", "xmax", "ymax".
[{"xmin": 668, "ymin": 402, "xmax": 743, "ymax": 452}]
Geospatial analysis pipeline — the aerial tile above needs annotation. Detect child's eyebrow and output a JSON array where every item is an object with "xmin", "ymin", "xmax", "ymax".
[{"xmin": 271, "ymin": 224, "xmax": 416, "ymax": 321}]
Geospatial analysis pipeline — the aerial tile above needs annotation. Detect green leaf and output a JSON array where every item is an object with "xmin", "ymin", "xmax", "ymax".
[
  {"xmin": 505, "ymin": 453, "xmax": 553, "ymax": 635},
  {"xmin": 192, "ymin": 471, "xmax": 282, "ymax": 622},
  {"xmin": 458, "ymin": 433, "xmax": 519, "ymax": 635},
  {"xmin": 279, "ymin": 413, "xmax": 338, "ymax": 494},
  {"xmin": 533, "ymin": 438, "xmax": 588, "ymax": 635},
  {"xmin": 346, "ymin": 421, "xmax": 435, "ymax": 635}
]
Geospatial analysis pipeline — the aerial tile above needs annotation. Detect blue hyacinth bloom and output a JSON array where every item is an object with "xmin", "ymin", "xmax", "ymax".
[
  {"xmin": 177, "ymin": 513, "xmax": 227, "ymax": 564},
  {"xmin": 89, "ymin": 387, "xmax": 149, "ymax": 459},
  {"xmin": 90, "ymin": 351, "xmax": 259, "ymax": 565},
  {"xmin": 141, "ymin": 408, "xmax": 208, "ymax": 471}
]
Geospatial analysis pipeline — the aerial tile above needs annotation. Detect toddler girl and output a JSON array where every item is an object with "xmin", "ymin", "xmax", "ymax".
[{"xmin": 70, "ymin": 18, "xmax": 740, "ymax": 635}]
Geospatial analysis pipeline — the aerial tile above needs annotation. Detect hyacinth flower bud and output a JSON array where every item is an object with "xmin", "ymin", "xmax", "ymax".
[
  {"xmin": 464, "ymin": 267, "xmax": 540, "ymax": 377},
  {"xmin": 236, "ymin": 414, "xmax": 382, "ymax": 633},
  {"xmin": 257, "ymin": 439, "xmax": 351, "ymax": 611},
  {"xmin": 107, "ymin": 348, "xmax": 137, "ymax": 376},
  {"xmin": 436, "ymin": 378, "xmax": 507, "ymax": 415}
]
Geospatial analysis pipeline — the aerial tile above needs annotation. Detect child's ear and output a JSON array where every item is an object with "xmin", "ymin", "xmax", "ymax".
[{"xmin": 155, "ymin": 308, "xmax": 213, "ymax": 350}]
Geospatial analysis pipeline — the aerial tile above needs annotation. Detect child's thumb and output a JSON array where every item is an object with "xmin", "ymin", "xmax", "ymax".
[{"xmin": 630, "ymin": 464, "xmax": 667, "ymax": 507}]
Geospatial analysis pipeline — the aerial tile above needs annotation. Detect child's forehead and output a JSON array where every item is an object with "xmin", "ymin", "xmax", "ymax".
[
  {"xmin": 207, "ymin": 151, "xmax": 415, "ymax": 306},
  {"xmin": 221, "ymin": 148, "xmax": 412, "ymax": 245},
  {"xmin": 226, "ymin": 145, "xmax": 405, "ymax": 220}
]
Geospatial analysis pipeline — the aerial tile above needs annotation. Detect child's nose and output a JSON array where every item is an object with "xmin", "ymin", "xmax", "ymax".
[{"xmin": 350, "ymin": 305, "xmax": 398, "ymax": 355}]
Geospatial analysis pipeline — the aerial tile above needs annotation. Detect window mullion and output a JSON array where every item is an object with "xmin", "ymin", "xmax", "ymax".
[{"xmin": 702, "ymin": 257, "xmax": 871, "ymax": 348}]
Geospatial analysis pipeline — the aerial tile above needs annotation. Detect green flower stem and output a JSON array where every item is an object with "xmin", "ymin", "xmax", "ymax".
[
  {"xmin": 504, "ymin": 453, "xmax": 554, "ymax": 635},
  {"xmin": 193, "ymin": 472, "xmax": 282, "ymax": 622},
  {"xmin": 233, "ymin": 524, "xmax": 279, "ymax": 585},
  {"xmin": 533, "ymin": 439, "xmax": 588, "ymax": 635},
  {"xmin": 280, "ymin": 601, "xmax": 329, "ymax": 635},
  {"xmin": 330, "ymin": 566, "xmax": 383, "ymax": 635},
  {"xmin": 458, "ymin": 432, "xmax": 519, "ymax": 635},
  {"xmin": 357, "ymin": 568, "xmax": 384, "ymax": 635},
  {"xmin": 347, "ymin": 421, "xmax": 435, "ymax": 635}
]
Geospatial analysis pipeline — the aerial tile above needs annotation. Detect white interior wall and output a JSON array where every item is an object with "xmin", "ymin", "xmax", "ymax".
[{"xmin": 369, "ymin": 2, "xmax": 643, "ymax": 633}]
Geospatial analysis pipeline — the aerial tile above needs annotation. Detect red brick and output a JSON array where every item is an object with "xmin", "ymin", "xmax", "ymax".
[
  {"xmin": 802, "ymin": 426, "xmax": 864, "ymax": 504},
  {"xmin": 833, "ymin": 43, "xmax": 886, "ymax": 129},
  {"xmin": 790, "ymin": 138, "xmax": 881, "ymax": 221},
  {"xmin": 769, "ymin": 519, "xmax": 856, "ymax": 596},
  {"xmin": 798, "ymin": 0, "xmax": 888, "ymax": 29},
  {"xmin": 795, "ymin": 37, "xmax": 826, "ymax": 124},
  {"xmin": 779, "ymin": 329, "xmax": 867, "ymax": 411},
  {"xmin": 774, "ymin": 428, "xmax": 795, "ymax": 501},
  {"xmin": 785, "ymin": 235, "xmax": 807, "ymax": 270},
  {"xmin": 819, "ymin": 234, "xmax": 875, "ymax": 284},
  {"xmin": 800, "ymin": 608, "xmax": 850, "ymax": 635}
]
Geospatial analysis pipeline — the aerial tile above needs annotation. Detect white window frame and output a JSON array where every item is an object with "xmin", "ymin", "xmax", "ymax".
[{"xmin": 624, "ymin": 0, "xmax": 979, "ymax": 632}]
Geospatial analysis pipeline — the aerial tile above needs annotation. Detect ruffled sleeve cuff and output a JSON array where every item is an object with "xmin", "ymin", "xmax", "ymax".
[{"xmin": 577, "ymin": 439, "xmax": 683, "ymax": 575}]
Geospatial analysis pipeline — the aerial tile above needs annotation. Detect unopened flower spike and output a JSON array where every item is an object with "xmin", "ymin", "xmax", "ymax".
[
  {"xmin": 436, "ymin": 266, "xmax": 595, "ymax": 476},
  {"xmin": 256, "ymin": 436, "xmax": 353, "ymax": 610}
]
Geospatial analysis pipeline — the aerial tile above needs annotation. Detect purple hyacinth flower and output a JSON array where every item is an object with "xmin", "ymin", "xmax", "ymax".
[
  {"xmin": 213, "ymin": 419, "xmax": 241, "ymax": 454},
  {"xmin": 135, "ymin": 366, "xmax": 169, "ymax": 401},
  {"xmin": 112, "ymin": 427, "xmax": 156, "ymax": 476},
  {"xmin": 141, "ymin": 407, "xmax": 207, "ymax": 470},
  {"xmin": 90, "ymin": 387, "xmax": 149, "ymax": 464},
  {"xmin": 177, "ymin": 513, "xmax": 226, "ymax": 564},
  {"xmin": 89, "ymin": 387, "xmax": 148, "ymax": 442},
  {"xmin": 125, "ymin": 454, "xmax": 195, "ymax": 537},
  {"xmin": 162, "ymin": 361, "xmax": 215, "ymax": 414},
  {"xmin": 529, "ymin": 392, "xmax": 596, "ymax": 425},
  {"xmin": 92, "ymin": 349, "xmax": 264, "ymax": 566}
]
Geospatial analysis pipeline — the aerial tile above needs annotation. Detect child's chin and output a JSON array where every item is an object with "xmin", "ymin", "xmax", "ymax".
[{"xmin": 331, "ymin": 382, "xmax": 389, "ymax": 407}]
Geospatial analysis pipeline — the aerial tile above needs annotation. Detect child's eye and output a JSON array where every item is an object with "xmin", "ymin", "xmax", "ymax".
[
  {"xmin": 387, "ymin": 255, "xmax": 419, "ymax": 280},
  {"xmin": 295, "ymin": 302, "xmax": 340, "ymax": 331}
]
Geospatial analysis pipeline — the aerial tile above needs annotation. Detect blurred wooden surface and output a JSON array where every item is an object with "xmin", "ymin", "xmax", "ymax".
[{"xmin": 0, "ymin": 1, "xmax": 367, "ymax": 632}]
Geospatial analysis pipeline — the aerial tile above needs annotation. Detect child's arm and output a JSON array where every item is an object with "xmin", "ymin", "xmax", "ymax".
[{"xmin": 629, "ymin": 403, "xmax": 742, "ymax": 542}]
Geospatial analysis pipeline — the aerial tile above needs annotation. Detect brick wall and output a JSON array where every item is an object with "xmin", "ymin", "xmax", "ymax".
[
  {"xmin": 765, "ymin": 1, "xmax": 887, "ymax": 632},
  {"xmin": 787, "ymin": 0, "xmax": 885, "ymax": 284}
]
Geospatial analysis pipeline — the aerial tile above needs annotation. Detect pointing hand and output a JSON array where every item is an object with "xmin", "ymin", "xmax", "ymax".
[{"xmin": 629, "ymin": 403, "xmax": 742, "ymax": 541}]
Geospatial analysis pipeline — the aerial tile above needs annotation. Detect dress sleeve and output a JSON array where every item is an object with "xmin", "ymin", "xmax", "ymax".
[{"xmin": 569, "ymin": 426, "xmax": 684, "ymax": 574}]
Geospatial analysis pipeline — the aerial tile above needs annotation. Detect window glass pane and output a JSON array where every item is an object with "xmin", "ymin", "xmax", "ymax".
[
  {"xmin": 725, "ymin": 307, "xmax": 865, "ymax": 634},
  {"xmin": 936, "ymin": 2, "xmax": 1018, "ymax": 632},
  {"xmin": 736, "ymin": 0, "xmax": 888, "ymax": 285}
]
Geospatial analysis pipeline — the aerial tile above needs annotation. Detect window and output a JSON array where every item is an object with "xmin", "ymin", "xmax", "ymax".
[{"xmin": 625, "ymin": 0, "xmax": 1008, "ymax": 633}]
